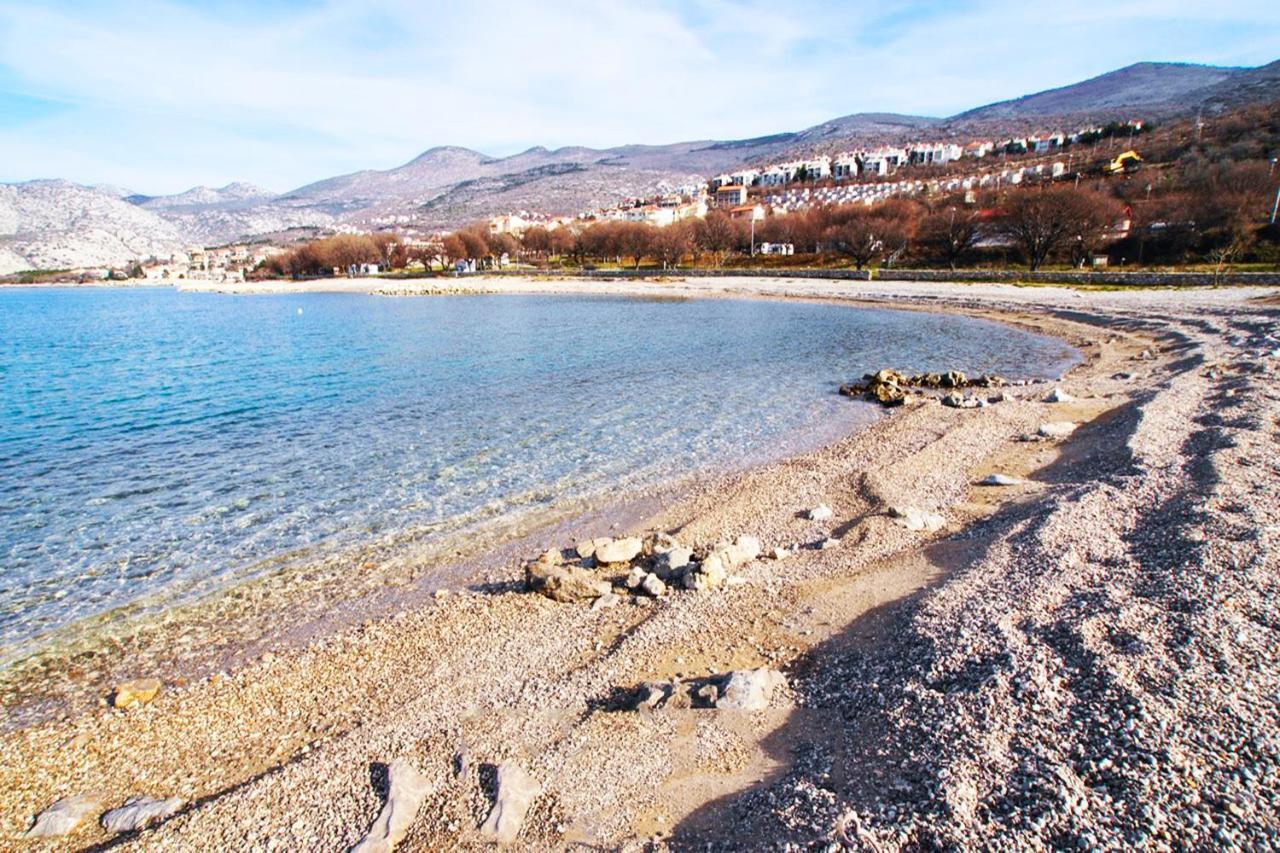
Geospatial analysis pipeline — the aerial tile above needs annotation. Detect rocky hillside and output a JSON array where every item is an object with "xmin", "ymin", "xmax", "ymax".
[
  {"xmin": 951, "ymin": 62, "xmax": 1249, "ymax": 123},
  {"xmin": 0, "ymin": 181, "xmax": 186, "ymax": 275}
]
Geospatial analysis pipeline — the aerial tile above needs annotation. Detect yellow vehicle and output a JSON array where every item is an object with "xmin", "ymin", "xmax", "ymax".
[{"xmin": 1105, "ymin": 150, "xmax": 1143, "ymax": 175}]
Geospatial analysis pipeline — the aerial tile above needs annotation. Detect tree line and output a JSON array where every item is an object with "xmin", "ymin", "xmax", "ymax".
[{"xmin": 260, "ymin": 156, "xmax": 1277, "ymax": 278}]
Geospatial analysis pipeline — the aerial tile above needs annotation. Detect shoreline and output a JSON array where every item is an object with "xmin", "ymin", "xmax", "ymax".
[
  {"xmin": 2, "ymin": 278, "xmax": 1275, "ymax": 849},
  {"xmin": 0, "ymin": 381, "xmax": 876, "ymax": 729}
]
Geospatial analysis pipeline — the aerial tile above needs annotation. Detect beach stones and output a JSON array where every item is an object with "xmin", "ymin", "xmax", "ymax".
[
  {"xmin": 807, "ymin": 504, "xmax": 833, "ymax": 521},
  {"xmin": 593, "ymin": 537, "xmax": 642, "ymax": 565},
  {"xmin": 942, "ymin": 370, "xmax": 968, "ymax": 388},
  {"xmin": 480, "ymin": 762, "xmax": 540, "ymax": 845},
  {"xmin": 26, "ymin": 794, "xmax": 101, "ymax": 838},
  {"xmin": 890, "ymin": 506, "xmax": 946, "ymax": 532},
  {"xmin": 684, "ymin": 535, "xmax": 760, "ymax": 590},
  {"xmin": 1045, "ymin": 386, "xmax": 1076, "ymax": 403},
  {"xmin": 111, "ymin": 678, "xmax": 162, "ymax": 709},
  {"xmin": 1039, "ymin": 421, "xmax": 1078, "ymax": 438},
  {"xmin": 351, "ymin": 759, "xmax": 432, "ymax": 853},
  {"xmin": 714, "ymin": 668, "xmax": 787, "ymax": 711},
  {"xmin": 981, "ymin": 473, "xmax": 1024, "ymax": 486},
  {"xmin": 941, "ymin": 393, "xmax": 979, "ymax": 409},
  {"xmin": 652, "ymin": 546, "xmax": 693, "ymax": 579},
  {"xmin": 574, "ymin": 538, "xmax": 611, "ymax": 560},
  {"xmin": 101, "ymin": 796, "xmax": 184, "ymax": 833}
]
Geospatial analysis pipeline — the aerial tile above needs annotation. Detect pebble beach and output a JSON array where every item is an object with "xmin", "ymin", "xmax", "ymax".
[{"xmin": 3, "ymin": 276, "xmax": 1279, "ymax": 850}]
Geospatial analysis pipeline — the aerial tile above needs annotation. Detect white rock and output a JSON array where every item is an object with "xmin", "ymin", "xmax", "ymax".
[
  {"xmin": 1045, "ymin": 386, "xmax": 1076, "ymax": 403},
  {"xmin": 594, "ymin": 537, "xmax": 642, "ymax": 565},
  {"xmin": 641, "ymin": 574, "xmax": 667, "ymax": 597},
  {"xmin": 981, "ymin": 473, "xmax": 1024, "ymax": 486},
  {"xmin": 770, "ymin": 546, "xmax": 790, "ymax": 560},
  {"xmin": 1038, "ymin": 421, "xmax": 1078, "ymax": 438},
  {"xmin": 480, "ymin": 762, "xmax": 540, "ymax": 845},
  {"xmin": 101, "ymin": 796, "xmax": 184, "ymax": 834},
  {"xmin": 890, "ymin": 506, "xmax": 946, "ymax": 532},
  {"xmin": 807, "ymin": 504, "xmax": 833, "ymax": 521},
  {"xmin": 715, "ymin": 668, "xmax": 787, "ymax": 711},
  {"xmin": 26, "ymin": 794, "xmax": 101, "ymax": 838},
  {"xmin": 819, "ymin": 536, "xmax": 840, "ymax": 550},
  {"xmin": 624, "ymin": 567, "xmax": 647, "ymax": 589},
  {"xmin": 351, "ymin": 759, "xmax": 432, "ymax": 853},
  {"xmin": 590, "ymin": 591, "xmax": 620, "ymax": 611}
]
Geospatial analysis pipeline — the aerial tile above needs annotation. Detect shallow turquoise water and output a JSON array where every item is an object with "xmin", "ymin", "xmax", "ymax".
[{"xmin": 0, "ymin": 288, "xmax": 1077, "ymax": 661}]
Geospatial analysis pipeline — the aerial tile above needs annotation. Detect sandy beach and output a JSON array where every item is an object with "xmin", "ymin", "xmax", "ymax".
[{"xmin": 4, "ymin": 276, "xmax": 1279, "ymax": 850}]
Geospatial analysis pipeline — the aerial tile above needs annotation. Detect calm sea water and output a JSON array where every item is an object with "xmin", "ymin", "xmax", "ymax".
[{"xmin": 0, "ymin": 287, "xmax": 1077, "ymax": 662}]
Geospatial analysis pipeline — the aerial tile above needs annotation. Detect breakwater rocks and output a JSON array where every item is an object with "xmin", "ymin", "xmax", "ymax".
[{"xmin": 839, "ymin": 368, "xmax": 1007, "ymax": 407}]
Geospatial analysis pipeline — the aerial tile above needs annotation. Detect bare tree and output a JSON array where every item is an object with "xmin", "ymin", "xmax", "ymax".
[{"xmin": 996, "ymin": 186, "xmax": 1116, "ymax": 271}]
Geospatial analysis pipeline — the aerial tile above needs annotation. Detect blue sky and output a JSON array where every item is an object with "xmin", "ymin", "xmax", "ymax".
[{"xmin": 0, "ymin": 0, "xmax": 1276, "ymax": 195}]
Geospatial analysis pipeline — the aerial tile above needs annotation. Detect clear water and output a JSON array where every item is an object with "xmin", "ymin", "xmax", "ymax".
[{"xmin": 0, "ymin": 288, "xmax": 1077, "ymax": 662}]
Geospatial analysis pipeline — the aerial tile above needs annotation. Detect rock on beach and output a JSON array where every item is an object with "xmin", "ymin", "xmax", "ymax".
[
  {"xmin": 101, "ymin": 796, "xmax": 184, "ymax": 834},
  {"xmin": 111, "ymin": 678, "xmax": 161, "ymax": 709},
  {"xmin": 26, "ymin": 794, "xmax": 102, "ymax": 838},
  {"xmin": 593, "ymin": 537, "xmax": 643, "ymax": 565},
  {"xmin": 480, "ymin": 762, "xmax": 540, "ymax": 845},
  {"xmin": 351, "ymin": 759, "xmax": 432, "ymax": 853}
]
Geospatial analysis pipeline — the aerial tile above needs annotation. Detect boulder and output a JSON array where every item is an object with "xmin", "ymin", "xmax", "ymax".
[
  {"xmin": 942, "ymin": 370, "xmax": 968, "ymax": 388},
  {"xmin": 889, "ymin": 506, "xmax": 946, "ymax": 533},
  {"xmin": 640, "ymin": 574, "xmax": 667, "ymax": 597},
  {"xmin": 714, "ymin": 669, "xmax": 787, "ymax": 711},
  {"xmin": 594, "ymin": 537, "xmax": 643, "ymax": 565},
  {"xmin": 112, "ymin": 678, "xmax": 161, "ymax": 709},
  {"xmin": 1045, "ymin": 386, "xmax": 1076, "ymax": 403},
  {"xmin": 873, "ymin": 383, "xmax": 907, "ymax": 406},
  {"xmin": 479, "ymin": 762, "xmax": 540, "ymax": 845},
  {"xmin": 653, "ymin": 546, "xmax": 693, "ymax": 579},
  {"xmin": 981, "ymin": 473, "xmax": 1024, "ymax": 486},
  {"xmin": 1039, "ymin": 421, "xmax": 1078, "ymax": 438},
  {"xmin": 687, "ymin": 553, "xmax": 727, "ymax": 590},
  {"xmin": 525, "ymin": 558, "xmax": 611, "ymax": 603},
  {"xmin": 942, "ymin": 393, "xmax": 979, "ymax": 409},
  {"xmin": 574, "ymin": 538, "xmax": 611, "ymax": 560},
  {"xmin": 101, "ymin": 796, "xmax": 184, "ymax": 834},
  {"xmin": 352, "ymin": 759, "xmax": 432, "ymax": 853},
  {"xmin": 26, "ymin": 794, "xmax": 101, "ymax": 838},
  {"xmin": 807, "ymin": 504, "xmax": 833, "ymax": 521}
]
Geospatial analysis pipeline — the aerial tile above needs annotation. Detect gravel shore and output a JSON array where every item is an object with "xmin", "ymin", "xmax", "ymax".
[{"xmin": 3, "ymin": 277, "xmax": 1278, "ymax": 851}]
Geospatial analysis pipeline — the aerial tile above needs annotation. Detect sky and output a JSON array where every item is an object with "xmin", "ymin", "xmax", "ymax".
[{"xmin": 0, "ymin": 0, "xmax": 1276, "ymax": 195}]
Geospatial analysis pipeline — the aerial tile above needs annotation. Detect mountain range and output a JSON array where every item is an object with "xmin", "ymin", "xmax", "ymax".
[{"xmin": 2, "ymin": 60, "xmax": 1277, "ymax": 275}]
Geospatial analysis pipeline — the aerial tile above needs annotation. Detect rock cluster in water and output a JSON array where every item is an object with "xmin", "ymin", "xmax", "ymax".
[{"xmin": 839, "ymin": 369, "xmax": 1006, "ymax": 407}]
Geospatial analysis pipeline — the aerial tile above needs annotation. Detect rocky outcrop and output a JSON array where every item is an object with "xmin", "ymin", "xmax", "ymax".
[
  {"xmin": 840, "ymin": 368, "xmax": 1006, "ymax": 408},
  {"xmin": 479, "ymin": 762, "xmax": 540, "ymax": 845}
]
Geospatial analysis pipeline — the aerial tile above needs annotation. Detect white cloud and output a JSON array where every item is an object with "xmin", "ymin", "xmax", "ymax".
[{"xmin": 0, "ymin": 0, "xmax": 1275, "ymax": 193}]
